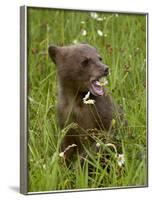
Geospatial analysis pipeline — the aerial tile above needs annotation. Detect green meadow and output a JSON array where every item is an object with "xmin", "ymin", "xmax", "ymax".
[{"xmin": 27, "ymin": 7, "xmax": 147, "ymax": 192}]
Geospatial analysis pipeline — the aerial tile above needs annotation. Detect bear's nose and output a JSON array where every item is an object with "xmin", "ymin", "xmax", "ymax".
[{"xmin": 103, "ymin": 66, "xmax": 109, "ymax": 76}]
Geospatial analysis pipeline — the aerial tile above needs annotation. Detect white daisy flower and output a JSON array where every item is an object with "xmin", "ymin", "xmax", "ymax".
[
  {"xmin": 81, "ymin": 21, "xmax": 85, "ymax": 24},
  {"xmin": 83, "ymin": 91, "xmax": 95, "ymax": 105},
  {"xmin": 90, "ymin": 12, "xmax": 98, "ymax": 19},
  {"xmin": 42, "ymin": 164, "xmax": 46, "ymax": 169},
  {"xmin": 84, "ymin": 99, "xmax": 95, "ymax": 104},
  {"xmin": 97, "ymin": 30, "xmax": 103, "ymax": 36},
  {"xmin": 73, "ymin": 39, "xmax": 78, "ymax": 44},
  {"xmin": 97, "ymin": 17, "xmax": 103, "ymax": 21},
  {"xmin": 59, "ymin": 152, "xmax": 64, "ymax": 158},
  {"xmin": 81, "ymin": 29, "xmax": 87, "ymax": 36},
  {"xmin": 117, "ymin": 154, "xmax": 125, "ymax": 167},
  {"xmin": 115, "ymin": 13, "xmax": 119, "ymax": 17},
  {"xmin": 96, "ymin": 143, "xmax": 101, "ymax": 147},
  {"xmin": 99, "ymin": 77, "xmax": 108, "ymax": 86}
]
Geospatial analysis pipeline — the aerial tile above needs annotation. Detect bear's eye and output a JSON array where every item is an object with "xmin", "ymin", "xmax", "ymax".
[
  {"xmin": 81, "ymin": 57, "xmax": 90, "ymax": 66},
  {"xmin": 98, "ymin": 57, "xmax": 102, "ymax": 61}
]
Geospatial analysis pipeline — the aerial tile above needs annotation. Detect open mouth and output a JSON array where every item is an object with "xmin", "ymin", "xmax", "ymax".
[{"xmin": 90, "ymin": 77, "xmax": 108, "ymax": 96}]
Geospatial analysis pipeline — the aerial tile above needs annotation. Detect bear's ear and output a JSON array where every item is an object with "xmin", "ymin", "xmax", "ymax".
[{"xmin": 48, "ymin": 45, "xmax": 59, "ymax": 64}]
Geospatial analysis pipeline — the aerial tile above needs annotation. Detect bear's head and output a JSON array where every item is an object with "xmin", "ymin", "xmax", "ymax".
[{"xmin": 48, "ymin": 43, "xmax": 109, "ymax": 96}]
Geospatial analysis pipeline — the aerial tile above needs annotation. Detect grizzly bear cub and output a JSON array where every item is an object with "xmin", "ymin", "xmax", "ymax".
[{"xmin": 48, "ymin": 43, "xmax": 124, "ymax": 162}]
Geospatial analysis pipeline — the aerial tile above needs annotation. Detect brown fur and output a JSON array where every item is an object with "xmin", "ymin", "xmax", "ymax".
[{"xmin": 48, "ymin": 43, "xmax": 124, "ymax": 161}]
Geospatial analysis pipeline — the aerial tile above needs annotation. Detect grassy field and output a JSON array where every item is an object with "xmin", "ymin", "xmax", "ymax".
[{"xmin": 27, "ymin": 7, "xmax": 147, "ymax": 192}]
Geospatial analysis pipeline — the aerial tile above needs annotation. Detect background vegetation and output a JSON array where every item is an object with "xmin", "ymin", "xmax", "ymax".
[{"xmin": 27, "ymin": 7, "xmax": 147, "ymax": 192}]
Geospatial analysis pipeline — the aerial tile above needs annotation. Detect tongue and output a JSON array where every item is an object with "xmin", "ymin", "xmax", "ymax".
[{"xmin": 91, "ymin": 80, "xmax": 104, "ymax": 96}]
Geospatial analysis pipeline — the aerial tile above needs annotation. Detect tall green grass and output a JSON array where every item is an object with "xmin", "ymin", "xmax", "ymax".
[{"xmin": 27, "ymin": 7, "xmax": 147, "ymax": 192}]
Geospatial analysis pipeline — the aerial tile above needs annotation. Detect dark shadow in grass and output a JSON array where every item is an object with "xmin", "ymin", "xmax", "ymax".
[{"xmin": 9, "ymin": 186, "xmax": 19, "ymax": 193}]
